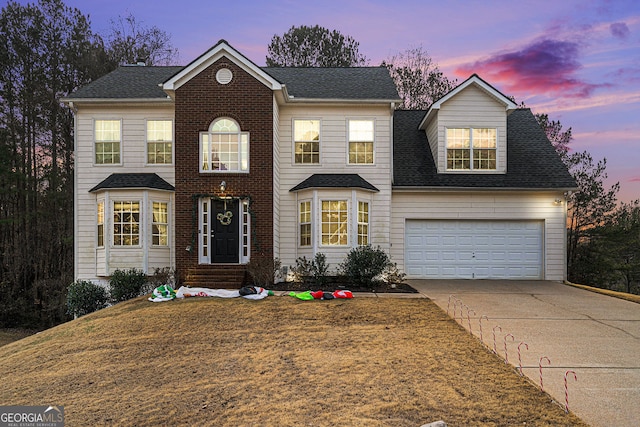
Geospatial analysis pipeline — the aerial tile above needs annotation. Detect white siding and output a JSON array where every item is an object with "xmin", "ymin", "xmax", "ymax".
[
  {"xmin": 74, "ymin": 105, "xmax": 175, "ymax": 282},
  {"xmin": 277, "ymin": 104, "xmax": 393, "ymax": 270},
  {"xmin": 390, "ymin": 191, "xmax": 568, "ymax": 281},
  {"xmin": 434, "ymin": 85, "xmax": 508, "ymax": 173}
]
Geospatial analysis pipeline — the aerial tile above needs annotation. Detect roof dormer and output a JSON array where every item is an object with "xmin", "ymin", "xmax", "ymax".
[{"xmin": 419, "ymin": 74, "xmax": 517, "ymax": 174}]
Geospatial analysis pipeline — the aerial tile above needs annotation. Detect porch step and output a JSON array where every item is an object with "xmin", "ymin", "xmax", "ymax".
[{"xmin": 183, "ymin": 266, "xmax": 248, "ymax": 289}]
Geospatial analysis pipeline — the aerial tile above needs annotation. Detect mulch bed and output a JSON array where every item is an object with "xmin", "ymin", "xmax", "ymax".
[{"xmin": 268, "ymin": 280, "xmax": 418, "ymax": 293}]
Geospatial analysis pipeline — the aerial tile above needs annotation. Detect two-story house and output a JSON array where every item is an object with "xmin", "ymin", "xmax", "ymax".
[{"xmin": 63, "ymin": 40, "xmax": 576, "ymax": 287}]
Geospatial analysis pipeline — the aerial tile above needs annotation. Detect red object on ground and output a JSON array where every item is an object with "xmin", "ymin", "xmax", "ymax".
[
  {"xmin": 310, "ymin": 290, "xmax": 324, "ymax": 299},
  {"xmin": 333, "ymin": 290, "xmax": 353, "ymax": 299}
]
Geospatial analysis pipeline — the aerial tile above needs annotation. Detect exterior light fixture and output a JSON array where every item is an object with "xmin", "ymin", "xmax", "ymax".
[
  {"xmin": 220, "ymin": 181, "xmax": 226, "ymax": 192},
  {"xmin": 554, "ymin": 198, "xmax": 563, "ymax": 205}
]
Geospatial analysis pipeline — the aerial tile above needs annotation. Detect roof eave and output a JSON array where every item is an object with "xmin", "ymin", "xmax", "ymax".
[
  {"xmin": 283, "ymin": 97, "xmax": 402, "ymax": 105},
  {"xmin": 392, "ymin": 186, "xmax": 578, "ymax": 192},
  {"xmin": 89, "ymin": 186, "xmax": 175, "ymax": 193},
  {"xmin": 61, "ymin": 97, "xmax": 173, "ymax": 106}
]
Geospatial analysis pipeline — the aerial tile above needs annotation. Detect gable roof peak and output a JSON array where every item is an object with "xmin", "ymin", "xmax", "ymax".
[
  {"xmin": 162, "ymin": 40, "xmax": 282, "ymax": 94},
  {"xmin": 419, "ymin": 74, "xmax": 518, "ymax": 129}
]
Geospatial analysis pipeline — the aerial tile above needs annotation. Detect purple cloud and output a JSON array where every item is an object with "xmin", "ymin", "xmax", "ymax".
[
  {"xmin": 610, "ymin": 22, "xmax": 630, "ymax": 40},
  {"xmin": 455, "ymin": 39, "xmax": 607, "ymax": 98}
]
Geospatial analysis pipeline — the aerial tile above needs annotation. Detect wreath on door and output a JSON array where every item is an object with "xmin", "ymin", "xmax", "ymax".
[{"xmin": 217, "ymin": 211, "xmax": 233, "ymax": 226}]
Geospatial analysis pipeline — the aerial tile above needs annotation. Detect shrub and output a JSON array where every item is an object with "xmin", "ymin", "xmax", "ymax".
[
  {"xmin": 148, "ymin": 267, "xmax": 177, "ymax": 289},
  {"xmin": 311, "ymin": 253, "xmax": 329, "ymax": 287},
  {"xmin": 247, "ymin": 257, "xmax": 281, "ymax": 287},
  {"xmin": 67, "ymin": 280, "xmax": 109, "ymax": 318},
  {"xmin": 290, "ymin": 256, "xmax": 313, "ymax": 284},
  {"xmin": 109, "ymin": 268, "xmax": 149, "ymax": 302},
  {"xmin": 339, "ymin": 245, "xmax": 390, "ymax": 285},
  {"xmin": 290, "ymin": 253, "xmax": 330, "ymax": 286}
]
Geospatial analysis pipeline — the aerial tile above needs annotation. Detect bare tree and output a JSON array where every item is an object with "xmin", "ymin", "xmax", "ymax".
[
  {"xmin": 106, "ymin": 13, "xmax": 179, "ymax": 66},
  {"xmin": 383, "ymin": 46, "xmax": 456, "ymax": 110}
]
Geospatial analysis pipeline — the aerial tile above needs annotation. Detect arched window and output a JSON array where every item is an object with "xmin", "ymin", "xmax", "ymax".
[{"xmin": 200, "ymin": 118, "xmax": 249, "ymax": 172}]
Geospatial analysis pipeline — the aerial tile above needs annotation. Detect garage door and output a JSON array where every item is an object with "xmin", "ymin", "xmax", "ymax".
[{"xmin": 405, "ymin": 220, "xmax": 543, "ymax": 279}]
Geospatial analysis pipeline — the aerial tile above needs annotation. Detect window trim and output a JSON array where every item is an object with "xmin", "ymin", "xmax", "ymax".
[
  {"xmin": 146, "ymin": 119, "xmax": 174, "ymax": 166},
  {"xmin": 200, "ymin": 118, "xmax": 250, "ymax": 173},
  {"xmin": 293, "ymin": 118, "xmax": 321, "ymax": 165},
  {"xmin": 94, "ymin": 119, "xmax": 122, "ymax": 166},
  {"xmin": 347, "ymin": 118, "xmax": 375, "ymax": 165},
  {"xmin": 445, "ymin": 127, "xmax": 498, "ymax": 172}
]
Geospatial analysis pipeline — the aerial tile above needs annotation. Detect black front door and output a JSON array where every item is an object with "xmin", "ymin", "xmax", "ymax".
[{"xmin": 212, "ymin": 199, "xmax": 239, "ymax": 263}]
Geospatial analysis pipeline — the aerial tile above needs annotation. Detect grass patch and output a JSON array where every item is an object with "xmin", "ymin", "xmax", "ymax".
[{"xmin": 0, "ymin": 296, "xmax": 588, "ymax": 426}]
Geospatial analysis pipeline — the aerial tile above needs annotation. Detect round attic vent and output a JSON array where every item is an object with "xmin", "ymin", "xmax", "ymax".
[{"xmin": 216, "ymin": 68, "xmax": 233, "ymax": 84}]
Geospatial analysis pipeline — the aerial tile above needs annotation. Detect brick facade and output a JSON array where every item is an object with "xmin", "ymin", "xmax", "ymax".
[{"xmin": 174, "ymin": 58, "xmax": 274, "ymax": 286}]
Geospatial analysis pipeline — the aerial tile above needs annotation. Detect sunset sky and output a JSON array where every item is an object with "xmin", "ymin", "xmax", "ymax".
[{"xmin": 24, "ymin": 0, "xmax": 640, "ymax": 202}]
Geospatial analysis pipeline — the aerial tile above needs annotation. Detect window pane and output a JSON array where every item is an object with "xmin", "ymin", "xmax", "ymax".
[
  {"xmin": 447, "ymin": 128, "xmax": 470, "ymax": 149},
  {"xmin": 357, "ymin": 201, "xmax": 369, "ymax": 246},
  {"xmin": 95, "ymin": 120, "xmax": 120, "ymax": 142},
  {"xmin": 152, "ymin": 202, "xmax": 168, "ymax": 246},
  {"xmin": 447, "ymin": 149, "xmax": 470, "ymax": 170},
  {"xmin": 349, "ymin": 120, "xmax": 374, "ymax": 141},
  {"xmin": 473, "ymin": 149, "xmax": 497, "ymax": 170},
  {"xmin": 113, "ymin": 201, "xmax": 140, "ymax": 246},
  {"xmin": 201, "ymin": 119, "xmax": 248, "ymax": 172},
  {"xmin": 294, "ymin": 120, "xmax": 319, "ymax": 141},
  {"xmin": 321, "ymin": 200, "xmax": 348, "ymax": 246},
  {"xmin": 294, "ymin": 120, "xmax": 320, "ymax": 164},
  {"xmin": 147, "ymin": 120, "xmax": 173, "ymax": 164},
  {"xmin": 473, "ymin": 128, "xmax": 496, "ymax": 149}
]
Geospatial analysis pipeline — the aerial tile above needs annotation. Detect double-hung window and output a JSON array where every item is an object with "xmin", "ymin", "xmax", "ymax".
[
  {"xmin": 201, "ymin": 118, "xmax": 249, "ymax": 172},
  {"xmin": 294, "ymin": 120, "xmax": 320, "ymax": 164},
  {"xmin": 446, "ymin": 128, "xmax": 496, "ymax": 170},
  {"xmin": 147, "ymin": 120, "xmax": 173, "ymax": 164},
  {"xmin": 95, "ymin": 120, "xmax": 121, "ymax": 164},
  {"xmin": 348, "ymin": 120, "xmax": 374, "ymax": 164},
  {"xmin": 113, "ymin": 201, "xmax": 140, "ymax": 246}
]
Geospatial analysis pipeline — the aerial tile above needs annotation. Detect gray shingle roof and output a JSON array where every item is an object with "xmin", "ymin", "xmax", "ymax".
[
  {"xmin": 393, "ymin": 109, "xmax": 577, "ymax": 189},
  {"xmin": 263, "ymin": 67, "xmax": 400, "ymax": 100},
  {"xmin": 65, "ymin": 66, "xmax": 182, "ymax": 99},
  {"xmin": 89, "ymin": 173, "xmax": 175, "ymax": 192},
  {"xmin": 290, "ymin": 174, "xmax": 379, "ymax": 192},
  {"xmin": 65, "ymin": 65, "xmax": 399, "ymax": 101}
]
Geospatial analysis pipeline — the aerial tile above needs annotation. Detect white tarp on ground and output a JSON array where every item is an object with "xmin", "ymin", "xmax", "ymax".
[
  {"xmin": 148, "ymin": 285, "xmax": 270, "ymax": 302},
  {"xmin": 175, "ymin": 286, "xmax": 270, "ymax": 300}
]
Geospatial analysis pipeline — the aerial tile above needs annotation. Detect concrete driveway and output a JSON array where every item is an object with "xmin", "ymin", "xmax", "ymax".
[{"xmin": 408, "ymin": 280, "xmax": 640, "ymax": 427}]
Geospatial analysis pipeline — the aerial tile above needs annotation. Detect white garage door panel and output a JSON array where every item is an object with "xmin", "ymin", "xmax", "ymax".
[{"xmin": 405, "ymin": 220, "xmax": 543, "ymax": 279}]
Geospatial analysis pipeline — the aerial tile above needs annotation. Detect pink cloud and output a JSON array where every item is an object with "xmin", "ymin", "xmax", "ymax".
[
  {"xmin": 630, "ymin": 177, "xmax": 640, "ymax": 183},
  {"xmin": 455, "ymin": 39, "xmax": 609, "ymax": 99}
]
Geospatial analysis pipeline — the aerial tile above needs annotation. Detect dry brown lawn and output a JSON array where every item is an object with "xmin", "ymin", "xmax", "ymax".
[{"xmin": 0, "ymin": 295, "xmax": 588, "ymax": 426}]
